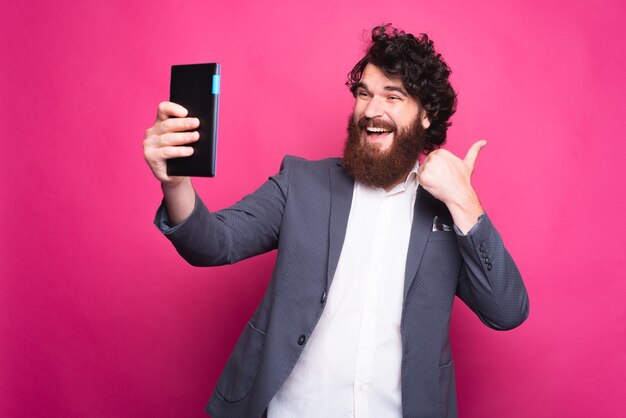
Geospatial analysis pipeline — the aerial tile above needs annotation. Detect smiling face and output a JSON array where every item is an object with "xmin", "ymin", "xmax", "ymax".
[
  {"xmin": 352, "ymin": 64, "xmax": 430, "ymax": 153},
  {"xmin": 342, "ymin": 63, "xmax": 431, "ymax": 190}
]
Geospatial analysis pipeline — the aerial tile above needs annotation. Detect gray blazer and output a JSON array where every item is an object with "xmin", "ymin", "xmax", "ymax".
[{"xmin": 155, "ymin": 156, "xmax": 529, "ymax": 418}]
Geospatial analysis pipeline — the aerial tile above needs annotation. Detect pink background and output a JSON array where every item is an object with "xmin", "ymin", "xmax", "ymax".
[{"xmin": 2, "ymin": 0, "xmax": 625, "ymax": 416}]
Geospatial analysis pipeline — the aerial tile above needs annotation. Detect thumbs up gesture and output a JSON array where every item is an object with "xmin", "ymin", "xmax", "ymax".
[{"xmin": 416, "ymin": 140, "xmax": 487, "ymax": 234}]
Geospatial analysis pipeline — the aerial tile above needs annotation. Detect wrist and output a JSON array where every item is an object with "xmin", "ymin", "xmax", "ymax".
[
  {"xmin": 161, "ymin": 176, "xmax": 191, "ymax": 193},
  {"xmin": 161, "ymin": 177, "xmax": 195, "ymax": 226},
  {"xmin": 446, "ymin": 191, "xmax": 484, "ymax": 234}
]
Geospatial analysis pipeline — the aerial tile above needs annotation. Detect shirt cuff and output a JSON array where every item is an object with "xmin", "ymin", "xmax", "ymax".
[{"xmin": 454, "ymin": 213, "xmax": 485, "ymax": 236}]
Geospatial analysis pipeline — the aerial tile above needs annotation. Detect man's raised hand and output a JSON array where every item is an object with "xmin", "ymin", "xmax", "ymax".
[
  {"xmin": 143, "ymin": 101, "xmax": 199, "ymax": 225},
  {"xmin": 416, "ymin": 140, "xmax": 487, "ymax": 233},
  {"xmin": 143, "ymin": 101, "xmax": 200, "ymax": 186}
]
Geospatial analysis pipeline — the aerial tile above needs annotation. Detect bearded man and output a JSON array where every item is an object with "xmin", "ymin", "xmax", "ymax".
[{"xmin": 144, "ymin": 24, "xmax": 529, "ymax": 418}]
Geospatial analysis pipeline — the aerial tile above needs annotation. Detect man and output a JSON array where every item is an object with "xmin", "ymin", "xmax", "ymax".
[{"xmin": 144, "ymin": 24, "xmax": 529, "ymax": 418}]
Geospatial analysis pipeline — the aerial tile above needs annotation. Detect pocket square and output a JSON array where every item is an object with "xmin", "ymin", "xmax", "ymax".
[{"xmin": 432, "ymin": 216, "xmax": 453, "ymax": 232}]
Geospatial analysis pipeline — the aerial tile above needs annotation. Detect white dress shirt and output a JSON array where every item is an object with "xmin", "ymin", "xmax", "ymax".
[{"xmin": 268, "ymin": 164, "xmax": 419, "ymax": 418}]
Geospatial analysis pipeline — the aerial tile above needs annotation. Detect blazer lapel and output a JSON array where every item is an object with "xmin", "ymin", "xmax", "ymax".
[
  {"xmin": 403, "ymin": 186, "xmax": 444, "ymax": 299},
  {"xmin": 327, "ymin": 162, "xmax": 354, "ymax": 288}
]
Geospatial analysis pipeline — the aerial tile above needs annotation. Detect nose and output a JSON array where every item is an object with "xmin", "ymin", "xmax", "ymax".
[{"xmin": 363, "ymin": 95, "xmax": 384, "ymax": 119}]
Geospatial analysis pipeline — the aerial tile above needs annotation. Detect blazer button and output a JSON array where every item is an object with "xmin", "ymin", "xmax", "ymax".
[
  {"xmin": 486, "ymin": 263, "xmax": 493, "ymax": 271},
  {"xmin": 484, "ymin": 256, "xmax": 490, "ymax": 264},
  {"xmin": 298, "ymin": 335, "xmax": 307, "ymax": 345},
  {"xmin": 321, "ymin": 291, "xmax": 327, "ymax": 304},
  {"xmin": 479, "ymin": 243, "xmax": 485, "ymax": 252}
]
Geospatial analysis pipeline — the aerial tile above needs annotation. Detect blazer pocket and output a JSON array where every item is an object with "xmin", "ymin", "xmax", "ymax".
[{"xmin": 216, "ymin": 322, "xmax": 266, "ymax": 403}]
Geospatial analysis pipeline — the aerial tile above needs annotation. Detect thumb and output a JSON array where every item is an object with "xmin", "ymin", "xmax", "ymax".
[{"xmin": 463, "ymin": 140, "xmax": 487, "ymax": 170}]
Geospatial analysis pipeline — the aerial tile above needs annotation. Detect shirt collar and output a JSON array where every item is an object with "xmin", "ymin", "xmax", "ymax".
[{"xmin": 387, "ymin": 159, "xmax": 420, "ymax": 195}]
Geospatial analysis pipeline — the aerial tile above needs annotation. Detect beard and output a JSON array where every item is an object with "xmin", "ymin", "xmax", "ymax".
[{"xmin": 342, "ymin": 113, "xmax": 426, "ymax": 189}]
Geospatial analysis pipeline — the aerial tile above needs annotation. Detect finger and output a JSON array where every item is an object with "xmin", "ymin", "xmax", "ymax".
[
  {"xmin": 463, "ymin": 140, "xmax": 487, "ymax": 170},
  {"xmin": 160, "ymin": 145, "xmax": 195, "ymax": 159},
  {"xmin": 157, "ymin": 117, "xmax": 200, "ymax": 134},
  {"xmin": 156, "ymin": 101, "xmax": 188, "ymax": 121},
  {"xmin": 156, "ymin": 131, "xmax": 199, "ymax": 147}
]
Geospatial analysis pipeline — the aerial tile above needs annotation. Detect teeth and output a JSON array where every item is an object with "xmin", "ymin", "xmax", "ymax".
[{"xmin": 366, "ymin": 127, "xmax": 390, "ymax": 133}]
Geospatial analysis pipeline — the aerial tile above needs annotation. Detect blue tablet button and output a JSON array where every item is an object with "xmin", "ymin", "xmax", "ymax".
[{"xmin": 212, "ymin": 74, "xmax": 220, "ymax": 94}]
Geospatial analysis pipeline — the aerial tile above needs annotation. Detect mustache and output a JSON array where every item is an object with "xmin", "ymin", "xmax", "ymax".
[{"xmin": 356, "ymin": 116, "xmax": 396, "ymax": 132}]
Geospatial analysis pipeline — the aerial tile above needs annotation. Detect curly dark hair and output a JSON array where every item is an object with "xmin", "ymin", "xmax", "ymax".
[{"xmin": 347, "ymin": 24, "xmax": 457, "ymax": 153}]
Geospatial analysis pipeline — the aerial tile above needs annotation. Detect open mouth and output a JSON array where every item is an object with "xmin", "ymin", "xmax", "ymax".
[
  {"xmin": 364, "ymin": 126, "xmax": 393, "ymax": 141},
  {"xmin": 355, "ymin": 115, "xmax": 396, "ymax": 145}
]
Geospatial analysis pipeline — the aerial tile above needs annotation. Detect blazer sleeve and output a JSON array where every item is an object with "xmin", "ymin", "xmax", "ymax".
[
  {"xmin": 455, "ymin": 214, "xmax": 530, "ymax": 330},
  {"xmin": 153, "ymin": 156, "xmax": 294, "ymax": 266}
]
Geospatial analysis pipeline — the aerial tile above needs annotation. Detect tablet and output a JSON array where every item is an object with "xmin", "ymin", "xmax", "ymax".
[{"xmin": 167, "ymin": 62, "xmax": 220, "ymax": 177}]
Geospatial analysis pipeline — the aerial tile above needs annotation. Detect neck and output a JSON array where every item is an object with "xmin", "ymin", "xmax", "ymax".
[{"xmin": 384, "ymin": 168, "xmax": 413, "ymax": 192}]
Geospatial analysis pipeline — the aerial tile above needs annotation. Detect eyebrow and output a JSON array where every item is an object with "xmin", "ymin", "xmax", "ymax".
[{"xmin": 356, "ymin": 82, "xmax": 409, "ymax": 97}]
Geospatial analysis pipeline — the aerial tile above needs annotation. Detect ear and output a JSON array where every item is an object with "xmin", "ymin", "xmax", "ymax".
[{"xmin": 420, "ymin": 111, "xmax": 431, "ymax": 129}]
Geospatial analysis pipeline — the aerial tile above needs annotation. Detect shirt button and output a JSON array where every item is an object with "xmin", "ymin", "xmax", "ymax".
[
  {"xmin": 360, "ymin": 384, "xmax": 369, "ymax": 391},
  {"xmin": 297, "ymin": 334, "xmax": 307, "ymax": 345}
]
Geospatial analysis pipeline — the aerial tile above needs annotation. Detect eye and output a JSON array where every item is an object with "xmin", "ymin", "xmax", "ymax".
[
  {"xmin": 358, "ymin": 91, "xmax": 369, "ymax": 98},
  {"xmin": 388, "ymin": 95, "xmax": 401, "ymax": 101}
]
